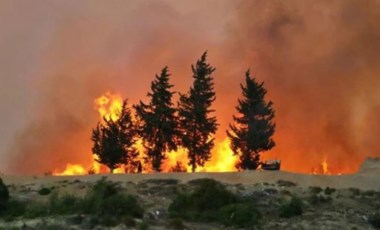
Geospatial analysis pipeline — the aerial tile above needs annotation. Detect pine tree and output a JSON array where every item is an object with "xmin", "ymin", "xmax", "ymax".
[
  {"xmin": 178, "ymin": 52, "xmax": 218, "ymax": 172},
  {"xmin": 134, "ymin": 67, "xmax": 178, "ymax": 171},
  {"xmin": 227, "ymin": 70, "xmax": 275, "ymax": 170},
  {"xmin": 92, "ymin": 100, "xmax": 138, "ymax": 173}
]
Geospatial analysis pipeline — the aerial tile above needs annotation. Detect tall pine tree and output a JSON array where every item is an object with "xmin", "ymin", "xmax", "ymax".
[
  {"xmin": 227, "ymin": 70, "xmax": 275, "ymax": 170},
  {"xmin": 92, "ymin": 100, "xmax": 138, "ymax": 173},
  {"xmin": 134, "ymin": 67, "xmax": 179, "ymax": 171},
  {"xmin": 178, "ymin": 52, "xmax": 218, "ymax": 172}
]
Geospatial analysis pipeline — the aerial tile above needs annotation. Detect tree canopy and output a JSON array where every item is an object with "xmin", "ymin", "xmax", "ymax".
[{"xmin": 227, "ymin": 70, "xmax": 275, "ymax": 170}]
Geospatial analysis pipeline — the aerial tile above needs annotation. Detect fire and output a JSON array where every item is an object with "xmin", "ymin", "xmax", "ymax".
[
  {"xmin": 53, "ymin": 91, "xmax": 349, "ymax": 176},
  {"xmin": 94, "ymin": 92, "xmax": 123, "ymax": 122},
  {"xmin": 53, "ymin": 164, "xmax": 86, "ymax": 176},
  {"xmin": 311, "ymin": 156, "xmax": 344, "ymax": 175}
]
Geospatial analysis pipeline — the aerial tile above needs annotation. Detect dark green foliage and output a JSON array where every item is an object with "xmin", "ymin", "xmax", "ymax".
[
  {"xmin": 309, "ymin": 186, "xmax": 323, "ymax": 194},
  {"xmin": 169, "ymin": 178, "xmax": 260, "ymax": 227},
  {"xmin": 349, "ymin": 187, "xmax": 361, "ymax": 196},
  {"xmin": 279, "ymin": 197, "xmax": 303, "ymax": 218},
  {"xmin": 92, "ymin": 100, "xmax": 139, "ymax": 173},
  {"xmin": 49, "ymin": 192, "xmax": 82, "ymax": 215},
  {"xmin": 324, "ymin": 187, "xmax": 336, "ymax": 195},
  {"xmin": 218, "ymin": 203, "xmax": 261, "ymax": 228},
  {"xmin": 178, "ymin": 52, "xmax": 218, "ymax": 172},
  {"xmin": 169, "ymin": 218, "xmax": 185, "ymax": 230},
  {"xmin": 134, "ymin": 67, "xmax": 179, "ymax": 171},
  {"xmin": 2, "ymin": 200, "xmax": 26, "ymax": 218},
  {"xmin": 137, "ymin": 221, "xmax": 149, "ymax": 230},
  {"xmin": 123, "ymin": 216, "xmax": 136, "ymax": 227},
  {"xmin": 363, "ymin": 190, "xmax": 376, "ymax": 197},
  {"xmin": 0, "ymin": 178, "xmax": 9, "ymax": 211},
  {"xmin": 24, "ymin": 203, "xmax": 48, "ymax": 218},
  {"xmin": 0, "ymin": 178, "xmax": 143, "ymax": 223},
  {"xmin": 38, "ymin": 187, "xmax": 52, "ymax": 196},
  {"xmin": 369, "ymin": 212, "xmax": 380, "ymax": 228},
  {"xmin": 227, "ymin": 70, "xmax": 275, "ymax": 170},
  {"xmin": 83, "ymin": 178, "xmax": 143, "ymax": 218},
  {"xmin": 169, "ymin": 179, "xmax": 236, "ymax": 221}
]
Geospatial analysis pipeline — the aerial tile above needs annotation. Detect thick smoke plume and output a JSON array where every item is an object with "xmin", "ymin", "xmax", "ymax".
[{"xmin": 1, "ymin": 0, "xmax": 380, "ymax": 174}]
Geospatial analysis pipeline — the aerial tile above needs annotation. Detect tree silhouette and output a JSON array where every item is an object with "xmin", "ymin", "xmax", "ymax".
[
  {"xmin": 134, "ymin": 67, "xmax": 179, "ymax": 171},
  {"xmin": 178, "ymin": 52, "xmax": 218, "ymax": 172},
  {"xmin": 92, "ymin": 100, "xmax": 138, "ymax": 173},
  {"xmin": 227, "ymin": 70, "xmax": 275, "ymax": 170}
]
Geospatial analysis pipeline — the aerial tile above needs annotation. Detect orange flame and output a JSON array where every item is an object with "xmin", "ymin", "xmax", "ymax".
[
  {"xmin": 54, "ymin": 91, "xmax": 348, "ymax": 176},
  {"xmin": 94, "ymin": 92, "xmax": 123, "ymax": 122},
  {"xmin": 53, "ymin": 164, "xmax": 86, "ymax": 176}
]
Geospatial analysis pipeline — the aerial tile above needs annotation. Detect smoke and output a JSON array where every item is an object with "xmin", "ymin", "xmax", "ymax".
[
  {"xmin": 225, "ymin": 0, "xmax": 380, "ymax": 172},
  {"xmin": 1, "ymin": 0, "xmax": 380, "ymax": 174}
]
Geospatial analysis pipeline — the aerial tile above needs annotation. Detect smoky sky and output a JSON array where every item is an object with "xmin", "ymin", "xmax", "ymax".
[{"xmin": 1, "ymin": 0, "xmax": 379, "ymax": 174}]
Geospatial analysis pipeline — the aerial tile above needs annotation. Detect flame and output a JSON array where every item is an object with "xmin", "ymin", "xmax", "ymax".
[
  {"xmin": 94, "ymin": 92, "xmax": 123, "ymax": 122},
  {"xmin": 53, "ymin": 164, "xmax": 86, "ymax": 176},
  {"xmin": 311, "ymin": 156, "xmax": 345, "ymax": 175},
  {"xmin": 53, "ymin": 91, "xmax": 351, "ymax": 176}
]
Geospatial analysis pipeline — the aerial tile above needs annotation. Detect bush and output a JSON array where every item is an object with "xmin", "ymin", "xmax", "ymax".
[
  {"xmin": 83, "ymin": 178, "xmax": 144, "ymax": 219},
  {"xmin": 169, "ymin": 218, "xmax": 185, "ymax": 230},
  {"xmin": 24, "ymin": 203, "xmax": 48, "ymax": 218},
  {"xmin": 363, "ymin": 190, "xmax": 377, "ymax": 197},
  {"xmin": 279, "ymin": 196, "xmax": 303, "ymax": 218},
  {"xmin": 349, "ymin": 187, "xmax": 361, "ymax": 196},
  {"xmin": 218, "ymin": 203, "xmax": 261, "ymax": 228},
  {"xmin": 137, "ymin": 221, "xmax": 149, "ymax": 230},
  {"xmin": 0, "ymin": 178, "xmax": 9, "ymax": 210},
  {"xmin": 309, "ymin": 186, "xmax": 323, "ymax": 194},
  {"xmin": 169, "ymin": 178, "xmax": 260, "ymax": 227},
  {"xmin": 308, "ymin": 194, "xmax": 332, "ymax": 205},
  {"xmin": 38, "ymin": 187, "xmax": 52, "ymax": 196},
  {"xmin": 2, "ymin": 199, "xmax": 26, "ymax": 217},
  {"xmin": 369, "ymin": 212, "xmax": 380, "ymax": 228},
  {"xmin": 324, "ymin": 187, "xmax": 336, "ymax": 195},
  {"xmin": 169, "ymin": 179, "xmax": 237, "ymax": 221},
  {"xmin": 49, "ymin": 192, "xmax": 83, "ymax": 215}
]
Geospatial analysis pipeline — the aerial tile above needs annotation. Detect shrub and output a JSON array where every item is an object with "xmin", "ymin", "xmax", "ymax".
[
  {"xmin": 279, "ymin": 196, "xmax": 303, "ymax": 218},
  {"xmin": 349, "ymin": 187, "xmax": 361, "ymax": 196},
  {"xmin": 24, "ymin": 203, "xmax": 48, "ymax": 218},
  {"xmin": 83, "ymin": 178, "xmax": 143, "ymax": 219},
  {"xmin": 123, "ymin": 216, "xmax": 136, "ymax": 227},
  {"xmin": 137, "ymin": 221, "xmax": 149, "ymax": 230},
  {"xmin": 38, "ymin": 187, "xmax": 52, "ymax": 196},
  {"xmin": 49, "ymin": 192, "xmax": 83, "ymax": 215},
  {"xmin": 308, "ymin": 194, "xmax": 332, "ymax": 205},
  {"xmin": 369, "ymin": 212, "xmax": 380, "ymax": 228},
  {"xmin": 0, "ymin": 178, "xmax": 9, "ymax": 210},
  {"xmin": 324, "ymin": 187, "xmax": 336, "ymax": 195},
  {"xmin": 2, "ymin": 199, "xmax": 26, "ymax": 217},
  {"xmin": 309, "ymin": 186, "xmax": 323, "ymax": 194},
  {"xmin": 363, "ymin": 190, "xmax": 377, "ymax": 197},
  {"xmin": 169, "ymin": 218, "xmax": 185, "ymax": 230},
  {"xmin": 218, "ymin": 203, "xmax": 261, "ymax": 228},
  {"xmin": 169, "ymin": 179, "xmax": 237, "ymax": 221}
]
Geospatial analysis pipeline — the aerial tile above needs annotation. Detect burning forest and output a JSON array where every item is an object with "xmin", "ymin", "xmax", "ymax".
[{"xmin": 2, "ymin": 0, "xmax": 380, "ymax": 176}]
